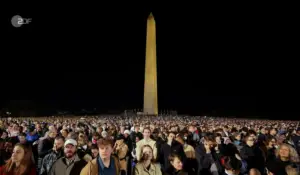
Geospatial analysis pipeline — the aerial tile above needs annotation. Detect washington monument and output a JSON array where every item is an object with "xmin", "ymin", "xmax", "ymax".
[{"xmin": 143, "ymin": 13, "xmax": 158, "ymax": 115}]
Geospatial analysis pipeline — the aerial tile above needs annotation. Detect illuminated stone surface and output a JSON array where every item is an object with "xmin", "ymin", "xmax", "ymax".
[{"xmin": 143, "ymin": 13, "xmax": 158, "ymax": 116}]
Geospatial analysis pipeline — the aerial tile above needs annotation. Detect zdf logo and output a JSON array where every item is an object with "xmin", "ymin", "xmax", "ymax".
[{"xmin": 11, "ymin": 15, "xmax": 32, "ymax": 28}]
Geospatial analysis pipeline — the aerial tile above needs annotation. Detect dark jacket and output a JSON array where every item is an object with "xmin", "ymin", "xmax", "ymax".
[
  {"xmin": 165, "ymin": 166, "xmax": 188, "ymax": 175},
  {"xmin": 37, "ymin": 137, "xmax": 54, "ymax": 170},
  {"xmin": 160, "ymin": 140, "xmax": 187, "ymax": 171},
  {"xmin": 195, "ymin": 143, "xmax": 223, "ymax": 175},
  {"xmin": 240, "ymin": 144, "xmax": 265, "ymax": 174},
  {"xmin": 40, "ymin": 149, "xmax": 64, "ymax": 175}
]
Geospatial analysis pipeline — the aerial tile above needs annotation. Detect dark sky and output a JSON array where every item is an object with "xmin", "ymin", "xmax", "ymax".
[{"xmin": 1, "ymin": 3, "xmax": 299, "ymax": 118}]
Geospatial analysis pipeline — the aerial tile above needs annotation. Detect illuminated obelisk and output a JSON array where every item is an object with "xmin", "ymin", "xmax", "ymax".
[{"xmin": 143, "ymin": 12, "xmax": 158, "ymax": 116}]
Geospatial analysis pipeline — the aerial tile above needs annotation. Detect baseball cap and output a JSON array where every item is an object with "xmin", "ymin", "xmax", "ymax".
[
  {"xmin": 64, "ymin": 139, "xmax": 77, "ymax": 147},
  {"xmin": 124, "ymin": 130, "xmax": 130, "ymax": 135}
]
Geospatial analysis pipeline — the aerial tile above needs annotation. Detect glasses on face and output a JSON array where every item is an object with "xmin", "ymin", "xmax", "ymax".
[{"xmin": 247, "ymin": 139, "xmax": 254, "ymax": 142}]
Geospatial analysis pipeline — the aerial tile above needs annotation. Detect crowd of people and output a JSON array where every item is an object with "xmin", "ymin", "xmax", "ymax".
[{"xmin": 0, "ymin": 115, "xmax": 300, "ymax": 175}]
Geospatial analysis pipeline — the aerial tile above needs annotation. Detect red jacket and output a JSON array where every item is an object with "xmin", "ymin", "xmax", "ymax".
[{"xmin": 0, "ymin": 166, "xmax": 36, "ymax": 175}]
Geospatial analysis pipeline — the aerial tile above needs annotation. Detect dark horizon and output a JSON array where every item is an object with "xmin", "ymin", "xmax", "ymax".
[{"xmin": 2, "ymin": 4, "xmax": 299, "ymax": 119}]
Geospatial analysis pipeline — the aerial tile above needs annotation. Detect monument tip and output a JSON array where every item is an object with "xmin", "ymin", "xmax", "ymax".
[{"xmin": 148, "ymin": 12, "xmax": 154, "ymax": 19}]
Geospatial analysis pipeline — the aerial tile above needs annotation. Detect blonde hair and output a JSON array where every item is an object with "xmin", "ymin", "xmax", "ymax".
[
  {"xmin": 276, "ymin": 143, "xmax": 300, "ymax": 163},
  {"xmin": 285, "ymin": 165, "xmax": 299, "ymax": 175}
]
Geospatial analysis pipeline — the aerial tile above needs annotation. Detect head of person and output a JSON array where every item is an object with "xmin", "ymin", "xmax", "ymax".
[
  {"xmin": 48, "ymin": 129, "xmax": 57, "ymax": 139},
  {"xmin": 123, "ymin": 130, "xmax": 130, "ymax": 138},
  {"xmin": 140, "ymin": 145, "xmax": 155, "ymax": 162},
  {"xmin": 136, "ymin": 133, "xmax": 143, "ymax": 143},
  {"xmin": 249, "ymin": 168, "xmax": 261, "ymax": 175},
  {"xmin": 135, "ymin": 126, "xmax": 140, "ymax": 132},
  {"xmin": 266, "ymin": 137, "xmax": 277, "ymax": 148},
  {"xmin": 234, "ymin": 133, "xmax": 241, "ymax": 141},
  {"xmin": 204, "ymin": 134, "xmax": 216, "ymax": 149},
  {"xmin": 18, "ymin": 133, "xmax": 27, "ymax": 144},
  {"xmin": 67, "ymin": 132, "xmax": 78, "ymax": 140},
  {"xmin": 169, "ymin": 154, "xmax": 184, "ymax": 171},
  {"xmin": 115, "ymin": 134, "xmax": 125, "ymax": 145},
  {"xmin": 245, "ymin": 135, "xmax": 255, "ymax": 147},
  {"xmin": 276, "ymin": 143, "xmax": 300, "ymax": 163},
  {"xmin": 54, "ymin": 136, "xmax": 65, "ymax": 151},
  {"xmin": 4, "ymin": 143, "xmax": 33, "ymax": 174},
  {"xmin": 97, "ymin": 138, "xmax": 114, "ymax": 159},
  {"xmin": 101, "ymin": 131, "xmax": 108, "ymax": 138},
  {"xmin": 1, "ymin": 131, "xmax": 8, "ymax": 139},
  {"xmin": 167, "ymin": 131, "xmax": 176, "ymax": 142},
  {"xmin": 64, "ymin": 139, "xmax": 77, "ymax": 158},
  {"xmin": 223, "ymin": 156, "xmax": 242, "ymax": 175},
  {"xmin": 61, "ymin": 129, "xmax": 69, "ymax": 138},
  {"xmin": 175, "ymin": 134, "xmax": 185, "ymax": 145},
  {"xmin": 188, "ymin": 125, "xmax": 195, "ymax": 133},
  {"xmin": 260, "ymin": 127, "xmax": 266, "ymax": 134},
  {"xmin": 143, "ymin": 127, "xmax": 151, "ymax": 139},
  {"xmin": 270, "ymin": 128, "xmax": 278, "ymax": 136},
  {"xmin": 90, "ymin": 144, "xmax": 99, "ymax": 158}
]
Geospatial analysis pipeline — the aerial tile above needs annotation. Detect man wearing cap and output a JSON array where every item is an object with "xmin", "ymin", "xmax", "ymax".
[{"xmin": 49, "ymin": 139, "xmax": 87, "ymax": 175}]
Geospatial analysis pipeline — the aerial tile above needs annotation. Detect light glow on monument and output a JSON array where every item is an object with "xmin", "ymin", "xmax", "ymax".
[{"xmin": 143, "ymin": 13, "xmax": 158, "ymax": 115}]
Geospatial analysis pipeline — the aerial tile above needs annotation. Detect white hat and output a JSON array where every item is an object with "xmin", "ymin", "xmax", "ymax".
[
  {"xmin": 64, "ymin": 139, "xmax": 77, "ymax": 147},
  {"xmin": 101, "ymin": 131, "xmax": 108, "ymax": 137},
  {"xmin": 124, "ymin": 130, "xmax": 130, "ymax": 135}
]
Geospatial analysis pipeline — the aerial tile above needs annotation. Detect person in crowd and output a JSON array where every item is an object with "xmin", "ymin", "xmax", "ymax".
[
  {"xmin": 90, "ymin": 144, "xmax": 99, "ymax": 158},
  {"xmin": 0, "ymin": 143, "xmax": 36, "ymax": 175},
  {"xmin": 17, "ymin": 133, "xmax": 27, "ymax": 144},
  {"xmin": 80, "ymin": 138, "xmax": 121, "ymax": 175},
  {"xmin": 26, "ymin": 126, "xmax": 39, "ymax": 144},
  {"xmin": 40, "ymin": 136, "xmax": 65, "ymax": 175},
  {"xmin": 267, "ymin": 143, "xmax": 300, "ymax": 175},
  {"xmin": 114, "ymin": 134, "xmax": 128, "ymax": 173},
  {"xmin": 160, "ymin": 131, "xmax": 186, "ymax": 172},
  {"xmin": 134, "ymin": 145, "xmax": 162, "ymax": 175},
  {"xmin": 49, "ymin": 139, "xmax": 86, "ymax": 175},
  {"xmin": 1, "ymin": 131, "xmax": 8, "ymax": 141},
  {"xmin": 222, "ymin": 156, "xmax": 242, "ymax": 175},
  {"xmin": 37, "ymin": 129, "xmax": 57, "ymax": 173},
  {"xmin": 292, "ymin": 127, "xmax": 300, "ymax": 155},
  {"xmin": 268, "ymin": 128, "xmax": 278, "ymax": 139},
  {"xmin": 187, "ymin": 125, "xmax": 200, "ymax": 147},
  {"xmin": 164, "ymin": 154, "xmax": 188, "ymax": 175},
  {"xmin": 130, "ymin": 125, "xmax": 141, "ymax": 142},
  {"xmin": 136, "ymin": 127, "xmax": 157, "ymax": 161},
  {"xmin": 265, "ymin": 137, "xmax": 277, "ymax": 162},
  {"xmin": 195, "ymin": 134, "xmax": 223, "ymax": 175},
  {"xmin": 240, "ymin": 135, "xmax": 265, "ymax": 174},
  {"xmin": 60, "ymin": 129, "xmax": 69, "ymax": 138},
  {"xmin": 0, "ymin": 140, "xmax": 14, "ymax": 166},
  {"xmin": 2, "ymin": 115, "xmax": 300, "ymax": 175}
]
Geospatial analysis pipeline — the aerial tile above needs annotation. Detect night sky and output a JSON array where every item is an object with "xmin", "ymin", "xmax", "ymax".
[{"xmin": 1, "ymin": 3, "xmax": 299, "ymax": 118}]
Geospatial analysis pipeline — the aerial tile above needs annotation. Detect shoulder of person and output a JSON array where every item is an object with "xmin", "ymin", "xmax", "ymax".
[{"xmin": 136, "ymin": 140, "xmax": 142, "ymax": 146}]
